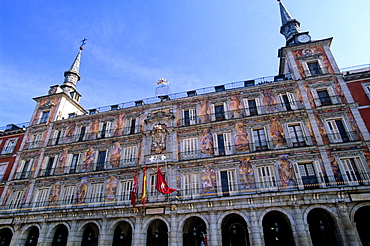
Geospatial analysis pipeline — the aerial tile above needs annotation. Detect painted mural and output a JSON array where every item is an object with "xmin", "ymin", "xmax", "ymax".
[
  {"xmin": 110, "ymin": 141, "xmax": 122, "ymax": 168},
  {"xmin": 202, "ymin": 163, "xmax": 217, "ymax": 194},
  {"xmin": 198, "ymin": 100, "xmax": 211, "ymax": 123},
  {"xmin": 49, "ymin": 181, "xmax": 61, "ymax": 205},
  {"xmin": 239, "ymin": 158, "xmax": 255, "ymax": 191},
  {"xmin": 314, "ymin": 112, "xmax": 330, "ymax": 145},
  {"xmin": 347, "ymin": 110, "xmax": 362, "ymax": 141},
  {"xmin": 77, "ymin": 177, "xmax": 88, "ymax": 203},
  {"xmin": 114, "ymin": 114, "xmax": 125, "ymax": 136},
  {"xmin": 278, "ymin": 155, "xmax": 297, "ymax": 189},
  {"xmin": 65, "ymin": 123, "xmax": 76, "ymax": 142},
  {"xmin": 55, "ymin": 149, "xmax": 69, "ymax": 174},
  {"xmin": 327, "ymin": 150, "xmax": 343, "ymax": 182},
  {"xmin": 81, "ymin": 146, "xmax": 94, "ymax": 172},
  {"xmin": 2, "ymin": 189, "xmax": 10, "ymax": 206},
  {"xmin": 262, "ymin": 89, "xmax": 278, "ymax": 113},
  {"xmin": 270, "ymin": 117, "xmax": 286, "ymax": 148},
  {"xmin": 200, "ymin": 129, "xmax": 214, "ymax": 157},
  {"xmin": 365, "ymin": 150, "xmax": 370, "ymax": 169},
  {"xmin": 104, "ymin": 176, "xmax": 117, "ymax": 201},
  {"xmin": 229, "ymin": 95, "xmax": 244, "ymax": 118},
  {"xmin": 88, "ymin": 118, "xmax": 99, "ymax": 140},
  {"xmin": 234, "ymin": 123, "xmax": 249, "ymax": 152},
  {"xmin": 151, "ymin": 123, "xmax": 167, "ymax": 154}
]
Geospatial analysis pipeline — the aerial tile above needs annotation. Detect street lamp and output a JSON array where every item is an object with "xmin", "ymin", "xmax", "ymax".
[
  {"xmin": 57, "ymin": 234, "xmax": 62, "ymax": 243},
  {"xmin": 232, "ymin": 225, "xmax": 237, "ymax": 235},
  {"xmin": 193, "ymin": 228, "xmax": 197, "ymax": 246},
  {"xmin": 87, "ymin": 232, "xmax": 92, "ymax": 241},
  {"xmin": 155, "ymin": 230, "xmax": 159, "ymax": 239},
  {"xmin": 319, "ymin": 221, "xmax": 324, "ymax": 231},
  {"xmin": 119, "ymin": 231, "xmax": 125, "ymax": 240}
]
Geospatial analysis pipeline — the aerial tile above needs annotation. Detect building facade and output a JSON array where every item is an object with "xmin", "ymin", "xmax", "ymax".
[
  {"xmin": 0, "ymin": 2, "xmax": 370, "ymax": 246},
  {"xmin": 0, "ymin": 124, "xmax": 26, "ymax": 197}
]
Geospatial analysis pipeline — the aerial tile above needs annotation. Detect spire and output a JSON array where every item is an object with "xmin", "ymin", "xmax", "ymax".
[
  {"xmin": 62, "ymin": 39, "xmax": 86, "ymax": 90},
  {"xmin": 277, "ymin": 1, "xmax": 301, "ymax": 45}
]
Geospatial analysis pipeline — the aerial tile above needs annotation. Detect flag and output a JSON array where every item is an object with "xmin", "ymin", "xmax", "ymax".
[
  {"xmin": 141, "ymin": 166, "xmax": 147, "ymax": 206},
  {"xmin": 156, "ymin": 166, "xmax": 177, "ymax": 194},
  {"xmin": 130, "ymin": 171, "xmax": 137, "ymax": 208}
]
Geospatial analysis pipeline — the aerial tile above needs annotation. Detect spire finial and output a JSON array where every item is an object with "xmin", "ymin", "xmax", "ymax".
[
  {"xmin": 80, "ymin": 38, "xmax": 87, "ymax": 50},
  {"xmin": 278, "ymin": 1, "xmax": 302, "ymax": 45}
]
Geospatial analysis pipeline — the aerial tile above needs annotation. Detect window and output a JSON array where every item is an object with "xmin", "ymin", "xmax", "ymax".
[
  {"xmin": 243, "ymin": 98, "xmax": 261, "ymax": 116},
  {"xmin": 60, "ymin": 186, "xmax": 76, "ymax": 205},
  {"xmin": 340, "ymin": 158, "xmax": 368, "ymax": 186},
  {"xmin": 149, "ymin": 174, "xmax": 157, "ymax": 197},
  {"xmin": 297, "ymin": 163, "xmax": 318, "ymax": 189},
  {"xmin": 88, "ymin": 183, "xmax": 103, "ymax": 203},
  {"xmin": 44, "ymin": 156, "xmax": 56, "ymax": 176},
  {"xmin": 34, "ymin": 188, "xmax": 50, "ymax": 207},
  {"xmin": 287, "ymin": 123, "xmax": 307, "ymax": 147},
  {"xmin": 52, "ymin": 129, "xmax": 65, "ymax": 145},
  {"xmin": 96, "ymin": 150, "xmax": 107, "ymax": 171},
  {"xmin": 69, "ymin": 154, "xmax": 80, "ymax": 173},
  {"xmin": 183, "ymin": 108, "xmax": 197, "ymax": 126},
  {"xmin": 311, "ymin": 87, "xmax": 337, "ymax": 107},
  {"xmin": 77, "ymin": 126, "xmax": 86, "ymax": 142},
  {"xmin": 252, "ymin": 128, "xmax": 268, "ymax": 151},
  {"xmin": 211, "ymin": 104, "xmax": 226, "ymax": 121},
  {"xmin": 256, "ymin": 166, "xmax": 276, "ymax": 190},
  {"xmin": 219, "ymin": 170, "xmax": 236, "ymax": 197},
  {"xmin": 123, "ymin": 146, "xmax": 137, "ymax": 165},
  {"xmin": 183, "ymin": 173, "xmax": 200, "ymax": 198},
  {"xmin": 99, "ymin": 122, "xmax": 113, "ymax": 138},
  {"xmin": 20, "ymin": 160, "xmax": 31, "ymax": 179},
  {"xmin": 307, "ymin": 61, "xmax": 322, "ymax": 76},
  {"xmin": 278, "ymin": 93, "xmax": 298, "ymax": 111},
  {"xmin": 1, "ymin": 138, "xmax": 17, "ymax": 154},
  {"xmin": 118, "ymin": 181, "xmax": 133, "ymax": 201},
  {"xmin": 8, "ymin": 190, "xmax": 24, "ymax": 208},
  {"xmin": 213, "ymin": 133, "xmax": 232, "ymax": 156},
  {"xmin": 326, "ymin": 119, "xmax": 350, "ymax": 143},
  {"xmin": 126, "ymin": 118, "xmax": 140, "ymax": 134},
  {"xmin": 40, "ymin": 111, "xmax": 50, "ymax": 123},
  {"xmin": 181, "ymin": 137, "xmax": 198, "ymax": 160},
  {"xmin": 0, "ymin": 163, "xmax": 8, "ymax": 181}
]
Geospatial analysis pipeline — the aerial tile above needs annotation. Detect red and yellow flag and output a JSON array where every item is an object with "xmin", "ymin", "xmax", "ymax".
[
  {"xmin": 141, "ymin": 166, "xmax": 147, "ymax": 206},
  {"xmin": 156, "ymin": 166, "xmax": 177, "ymax": 194}
]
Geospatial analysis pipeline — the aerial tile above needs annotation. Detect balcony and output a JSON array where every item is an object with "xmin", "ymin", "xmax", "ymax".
[
  {"xmin": 24, "ymin": 141, "xmax": 43, "ymax": 150},
  {"xmin": 0, "ymin": 147, "xmax": 15, "ymax": 155},
  {"xmin": 13, "ymin": 170, "xmax": 33, "ymax": 180},
  {"xmin": 2, "ymin": 172, "xmax": 369, "ymax": 213},
  {"xmin": 327, "ymin": 131, "xmax": 361, "ymax": 144}
]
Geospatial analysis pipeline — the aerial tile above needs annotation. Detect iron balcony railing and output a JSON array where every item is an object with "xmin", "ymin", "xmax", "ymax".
[
  {"xmin": 2, "ymin": 172, "xmax": 370, "ymax": 212},
  {"xmin": 37, "ymin": 159, "xmax": 138, "ymax": 177},
  {"xmin": 326, "ymin": 131, "xmax": 362, "ymax": 144},
  {"xmin": 24, "ymin": 141, "xmax": 43, "ymax": 150},
  {"xmin": 312, "ymin": 95, "xmax": 344, "ymax": 107},
  {"xmin": 13, "ymin": 170, "xmax": 33, "ymax": 180},
  {"xmin": 0, "ymin": 147, "xmax": 16, "ymax": 155}
]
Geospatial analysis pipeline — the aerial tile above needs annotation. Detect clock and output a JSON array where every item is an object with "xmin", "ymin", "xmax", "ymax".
[{"xmin": 296, "ymin": 34, "xmax": 311, "ymax": 43}]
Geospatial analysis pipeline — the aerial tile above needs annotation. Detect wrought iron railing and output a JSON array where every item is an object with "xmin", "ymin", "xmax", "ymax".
[{"xmin": 2, "ymin": 173, "xmax": 369, "ymax": 212}]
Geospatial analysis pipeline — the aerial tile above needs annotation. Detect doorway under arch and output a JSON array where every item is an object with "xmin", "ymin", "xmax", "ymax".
[
  {"xmin": 183, "ymin": 216, "xmax": 207, "ymax": 246},
  {"xmin": 354, "ymin": 206, "xmax": 370, "ymax": 246},
  {"xmin": 146, "ymin": 219, "xmax": 168, "ymax": 246},
  {"xmin": 0, "ymin": 228, "xmax": 13, "ymax": 246},
  {"xmin": 81, "ymin": 224, "xmax": 99, "ymax": 246},
  {"xmin": 262, "ymin": 211, "xmax": 295, "ymax": 246},
  {"xmin": 112, "ymin": 221, "xmax": 132, "ymax": 246},
  {"xmin": 221, "ymin": 213, "xmax": 250, "ymax": 246},
  {"xmin": 25, "ymin": 227, "xmax": 39, "ymax": 246},
  {"xmin": 51, "ymin": 224, "xmax": 69, "ymax": 246},
  {"xmin": 307, "ymin": 208, "xmax": 340, "ymax": 246}
]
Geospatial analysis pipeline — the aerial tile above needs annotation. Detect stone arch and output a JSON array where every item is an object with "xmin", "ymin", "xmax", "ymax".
[
  {"xmin": 0, "ymin": 227, "xmax": 14, "ymax": 246},
  {"xmin": 258, "ymin": 207, "xmax": 297, "ymax": 228},
  {"xmin": 77, "ymin": 221, "xmax": 101, "ymax": 246},
  {"xmin": 145, "ymin": 218, "xmax": 169, "ymax": 246},
  {"xmin": 50, "ymin": 224, "xmax": 69, "ymax": 246},
  {"xmin": 111, "ymin": 220, "xmax": 134, "ymax": 246},
  {"xmin": 108, "ymin": 218, "xmax": 135, "ymax": 232},
  {"xmin": 261, "ymin": 210, "xmax": 295, "ymax": 246},
  {"xmin": 348, "ymin": 201, "xmax": 370, "ymax": 221},
  {"xmin": 19, "ymin": 225, "xmax": 40, "ymax": 246},
  {"xmin": 45, "ymin": 222, "xmax": 71, "ymax": 239},
  {"xmin": 306, "ymin": 207, "xmax": 341, "ymax": 246},
  {"xmin": 217, "ymin": 210, "xmax": 251, "ymax": 226},
  {"xmin": 221, "ymin": 213, "xmax": 251, "ymax": 246},
  {"xmin": 303, "ymin": 204, "xmax": 340, "ymax": 224},
  {"xmin": 352, "ymin": 204, "xmax": 370, "ymax": 246},
  {"xmin": 141, "ymin": 215, "xmax": 171, "ymax": 232},
  {"xmin": 182, "ymin": 215, "xmax": 208, "ymax": 246},
  {"xmin": 177, "ymin": 213, "xmax": 210, "ymax": 233}
]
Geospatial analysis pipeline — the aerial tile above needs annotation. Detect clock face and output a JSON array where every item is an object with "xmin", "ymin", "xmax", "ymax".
[{"xmin": 297, "ymin": 34, "xmax": 311, "ymax": 43}]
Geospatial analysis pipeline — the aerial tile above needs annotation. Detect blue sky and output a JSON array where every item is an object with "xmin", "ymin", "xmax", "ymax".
[{"xmin": 1, "ymin": 0, "xmax": 369, "ymax": 127}]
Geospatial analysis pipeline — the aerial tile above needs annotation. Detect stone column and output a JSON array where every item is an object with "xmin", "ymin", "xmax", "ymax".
[
  {"xmin": 98, "ymin": 219, "xmax": 109, "ymax": 246},
  {"xmin": 248, "ymin": 208, "xmax": 263, "ymax": 246},
  {"xmin": 169, "ymin": 211, "xmax": 179, "ymax": 246},
  {"xmin": 208, "ymin": 212, "xmax": 219, "ymax": 246},
  {"xmin": 10, "ymin": 224, "xmax": 23, "ymax": 246},
  {"xmin": 292, "ymin": 205, "xmax": 310, "ymax": 246},
  {"xmin": 67, "ymin": 220, "xmax": 79, "ymax": 246},
  {"xmin": 337, "ymin": 203, "xmax": 361, "ymax": 246},
  {"xmin": 132, "ymin": 216, "xmax": 143, "ymax": 245},
  {"xmin": 39, "ymin": 222, "xmax": 51, "ymax": 246}
]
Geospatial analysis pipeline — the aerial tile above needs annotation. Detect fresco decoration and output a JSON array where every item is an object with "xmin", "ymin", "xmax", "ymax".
[
  {"xmin": 305, "ymin": 118, "xmax": 315, "ymax": 145},
  {"xmin": 77, "ymin": 177, "xmax": 88, "ymax": 204},
  {"xmin": 88, "ymin": 118, "xmax": 99, "ymax": 140},
  {"xmin": 202, "ymin": 163, "xmax": 217, "ymax": 194},
  {"xmin": 347, "ymin": 110, "xmax": 362, "ymax": 141},
  {"xmin": 49, "ymin": 181, "xmax": 61, "ymax": 205},
  {"xmin": 22, "ymin": 184, "xmax": 31, "ymax": 206},
  {"xmin": 239, "ymin": 158, "xmax": 255, "ymax": 191},
  {"xmin": 104, "ymin": 176, "xmax": 117, "ymax": 201},
  {"xmin": 198, "ymin": 100, "xmax": 211, "ymax": 123},
  {"xmin": 200, "ymin": 129, "xmax": 214, "ymax": 157},
  {"xmin": 2, "ymin": 189, "xmax": 10, "ymax": 206},
  {"xmin": 151, "ymin": 124, "xmax": 167, "ymax": 154},
  {"xmin": 364, "ymin": 150, "xmax": 370, "ymax": 169},
  {"xmin": 332, "ymin": 77, "xmax": 346, "ymax": 104},
  {"xmin": 55, "ymin": 149, "xmax": 69, "ymax": 174},
  {"xmin": 314, "ymin": 112, "xmax": 330, "ymax": 145},
  {"xmin": 176, "ymin": 165, "xmax": 181, "ymax": 189},
  {"xmin": 81, "ymin": 146, "xmax": 94, "ymax": 172},
  {"xmin": 65, "ymin": 123, "xmax": 76, "ymax": 143},
  {"xmin": 327, "ymin": 150, "xmax": 343, "ymax": 182},
  {"xmin": 234, "ymin": 123, "xmax": 249, "ymax": 152},
  {"xmin": 278, "ymin": 155, "xmax": 297, "ymax": 189},
  {"xmin": 262, "ymin": 89, "xmax": 278, "ymax": 113},
  {"xmin": 305, "ymin": 84, "xmax": 316, "ymax": 109},
  {"xmin": 317, "ymin": 156, "xmax": 329, "ymax": 182},
  {"xmin": 270, "ymin": 117, "xmax": 286, "ymax": 148},
  {"xmin": 110, "ymin": 142, "xmax": 122, "ymax": 168},
  {"xmin": 113, "ymin": 114, "xmax": 125, "ymax": 136},
  {"xmin": 229, "ymin": 95, "xmax": 245, "ymax": 118},
  {"xmin": 295, "ymin": 85, "xmax": 303, "ymax": 107}
]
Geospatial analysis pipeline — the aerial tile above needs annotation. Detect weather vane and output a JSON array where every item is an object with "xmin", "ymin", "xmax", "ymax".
[{"xmin": 81, "ymin": 38, "xmax": 87, "ymax": 47}]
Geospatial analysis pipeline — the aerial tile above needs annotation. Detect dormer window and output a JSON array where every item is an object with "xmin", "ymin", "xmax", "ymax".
[
  {"xmin": 40, "ymin": 111, "xmax": 50, "ymax": 123},
  {"xmin": 307, "ymin": 61, "xmax": 322, "ymax": 76}
]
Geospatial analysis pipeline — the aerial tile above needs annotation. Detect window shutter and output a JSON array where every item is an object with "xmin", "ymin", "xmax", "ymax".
[
  {"xmin": 287, "ymin": 92, "xmax": 298, "ymax": 110},
  {"xmin": 213, "ymin": 133, "xmax": 219, "ymax": 156},
  {"xmin": 227, "ymin": 170, "xmax": 236, "ymax": 192},
  {"xmin": 189, "ymin": 108, "xmax": 196, "ymax": 125},
  {"xmin": 327, "ymin": 87, "xmax": 337, "ymax": 104},
  {"xmin": 326, "ymin": 120, "xmax": 341, "ymax": 142},
  {"xmin": 311, "ymin": 89, "xmax": 321, "ymax": 106},
  {"xmin": 293, "ymin": 163, "xmax": 303, "ymax": 186},
  {"xmin": 210, "ymin": 104, "xmax": 216, "ymax": 121},
  {"xmin": 243, "ymin": 98, "xmax": 250, "ymax": 116},
  {"xmin": 255, "ymin": 98, "xmax": 262, "ymax": 114},
  {"xmin": 223, "ymin": 133, "xmax": 232, "ymax": 155}
]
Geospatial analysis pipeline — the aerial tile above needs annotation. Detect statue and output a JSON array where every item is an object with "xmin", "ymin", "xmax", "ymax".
[{"xmin": 151, "ymin": 124, "xmax": 167, "ymax": 154}]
